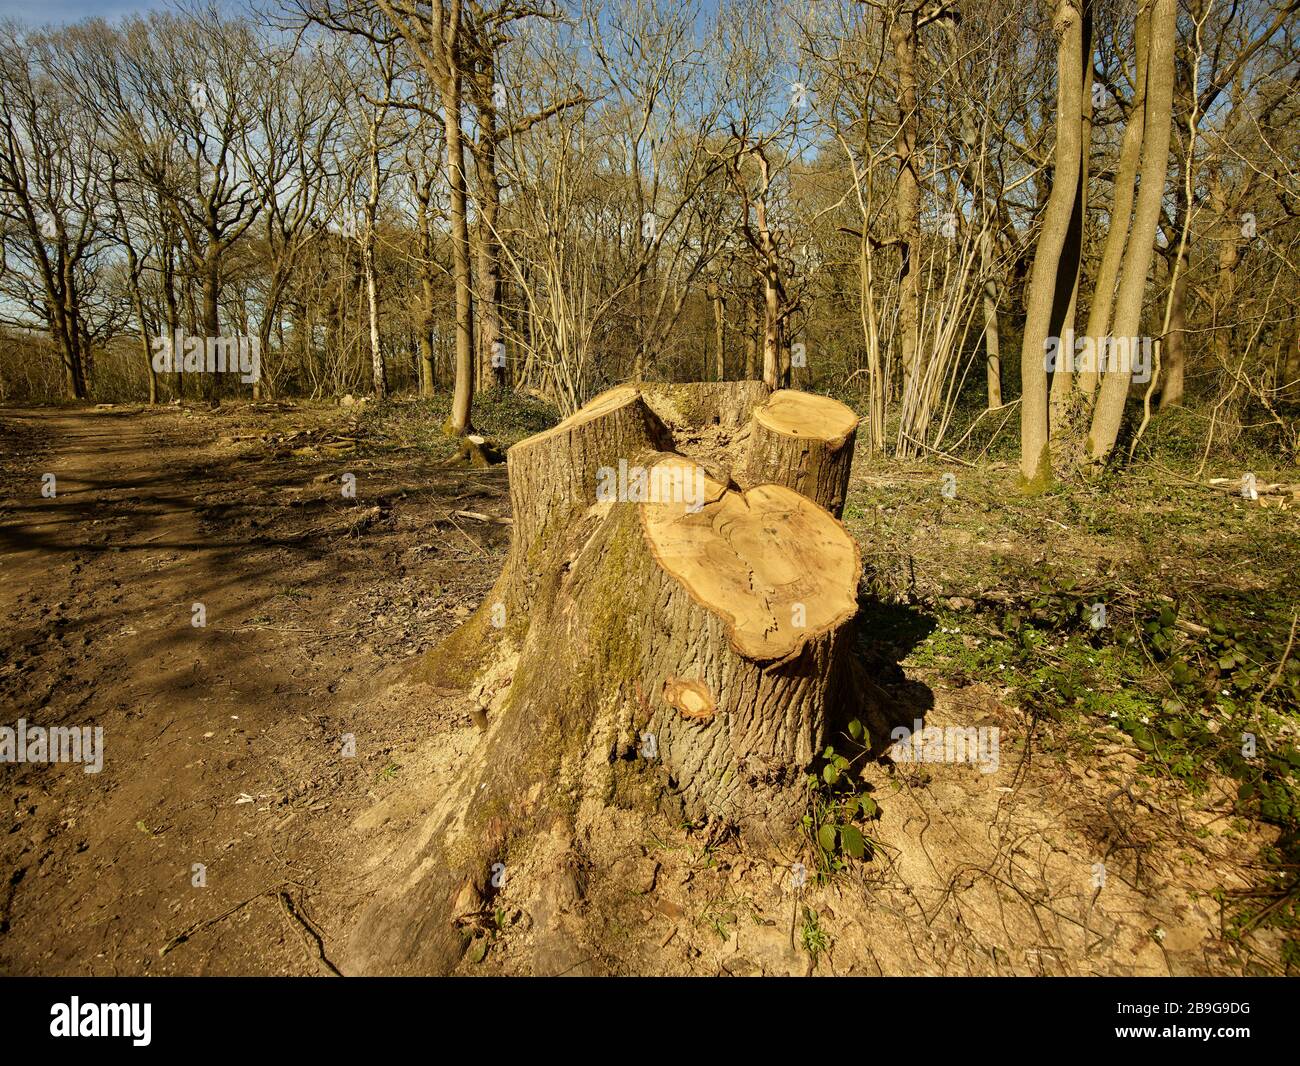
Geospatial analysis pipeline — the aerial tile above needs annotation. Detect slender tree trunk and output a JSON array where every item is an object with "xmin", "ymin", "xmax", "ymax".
[
  {"xmin": 201, "ymin": 247, "xmax": 220, "ymax": 404},
  {"xmin": 1086, "ymin": 0, "xmax": 1178, "ymax": 466},
  {"xmin": 474, "ymin": 54, "xmax": 506, "ymax": 392},
  {"xmin": 1018, "ymin": 0, "xmax": 1087, "ymax": 487},
  {"xmin": 365, "ymin": 116, "xmax": 388, "ymax": 401},
  {"xmin": 709, "ymin": 279, "xmax": 725, "ymax": 381},
  {"xmin": 1210, "ymin": 164, "xmax": 1240, "ymax": 374},
  {"xmin": 744, "ymin": 281, "xmax": 759, "ymax": 380},
  {"xmin": 435, "ymin": 6, "xmax": 475, "ymax": 434},
  {"xmin": 416, "ymin": 186, "xmax": 437, "ymax": 397},
  {"xmin": 1048, "ymin": 3, "xmax": 1094, "ymax": 434},
  {"xmin": 163, "ymin": 235, "xmax": 181, "ymax": 400},
  {"xmin": 981, "ymin": 230, "xmax": 1002, "ymax": 409},
  {"xmin": 1160, "ymin": 241, "xmax": 1189, "ymax": 408},
  {"xmin": 891, "ymin": 8, "xmax": 921, "ymax": 403}
]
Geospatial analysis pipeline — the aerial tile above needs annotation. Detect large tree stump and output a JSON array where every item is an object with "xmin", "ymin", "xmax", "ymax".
[{"xmin": 344, "ymin": 381, "xmax": 862, "ymax": 975}]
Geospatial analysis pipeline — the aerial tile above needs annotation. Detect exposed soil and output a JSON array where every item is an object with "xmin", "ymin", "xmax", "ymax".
[{"xmin": 0, "ymin": 402, "xmax": 1290, "ymax": 975}]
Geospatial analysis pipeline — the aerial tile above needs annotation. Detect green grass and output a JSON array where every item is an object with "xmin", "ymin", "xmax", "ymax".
[{"xmin": 842, "ymin": 450, "xmax": 1300, "ymax": 967}]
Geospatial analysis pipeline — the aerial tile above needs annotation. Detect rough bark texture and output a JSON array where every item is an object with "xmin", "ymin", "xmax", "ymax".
[
  {"xmin": 343, "ymin": 380, "xmax": 862, "ymax": 975},
  {"xmin": 739, "ymin": 390, "xmax": 859, "ymax": 517}
]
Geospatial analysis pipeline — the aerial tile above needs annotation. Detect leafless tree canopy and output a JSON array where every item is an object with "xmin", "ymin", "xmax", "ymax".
[{"xmin": 0, "ymin": 0, "xmax": 1295, "ymax": 470}]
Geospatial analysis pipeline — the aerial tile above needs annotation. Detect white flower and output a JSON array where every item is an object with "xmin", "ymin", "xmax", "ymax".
[{"xmin": 1139, "ymin": 716, "xmax": 1150, "ymax": 725}]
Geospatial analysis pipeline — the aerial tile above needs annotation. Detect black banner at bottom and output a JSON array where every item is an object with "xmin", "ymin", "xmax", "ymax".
[{"xmin": 0, "ymin": 975, "xmax": 1287, "ymax": 1053}]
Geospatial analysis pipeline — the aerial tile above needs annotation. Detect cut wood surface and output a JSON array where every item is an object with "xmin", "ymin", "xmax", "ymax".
[
  {"xmin": 754, "ymin": 388, "xmax": 858, "ymax": 445},
  {"xmin": 741, "ymin": 389, "xmax": 860, "ymax": 516},
  {"xmin": 641, "ymin": 459, "xmax": 861, "ymax": 662}
]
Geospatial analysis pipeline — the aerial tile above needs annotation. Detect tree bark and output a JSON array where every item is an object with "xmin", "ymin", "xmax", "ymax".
[
  {"xmin": 981, "ymin": 230, "xmax": 1002, "ymax": 409},
  {"xmin": 891, "ymin": 8, "xmax": 921, "ymax": 403},
  {"xmin": 739, "ymin": 390, "xmax": 858, "ymax": 517},
  {"xmin": 709, "ymin": 278, "xmax": 725, "ymax": 382},
  {"xmin": 435, "ymin": 2, "xmax": 476, "ymax": 434},
  {"xmin": 1086, "ymin": 0, "xmax": 1178, "ymax": 467},
  {"xmin": 1160, "ymin": 241, "xmax": 1189, "ymax": 408},
  {"xmin": 1018, "ymin": 0, "xmax": 1088, "ymax": 487}
]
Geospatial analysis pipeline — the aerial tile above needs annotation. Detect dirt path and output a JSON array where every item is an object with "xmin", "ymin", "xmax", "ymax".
[{"xmin": 0, "ymin": 406, "xmax": 504, "ymax": 975}]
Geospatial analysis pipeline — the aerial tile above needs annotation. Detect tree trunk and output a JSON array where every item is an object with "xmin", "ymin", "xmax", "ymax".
[
  {"xmin": 891, "ymin": 8, "xmax": 921, "ymax": 403},
  {"xmin": 474, "ymin": 54, "xmax": 506, "ymax": 393},
  {"xmin": 202, "ymin": 249, "xmax": 220, "ymax": 404},
  {"xmin": 1018, "ymin": 0, "xmax": 1088, "ymax": 487},
  {"xmin": 1086, "ymin": 0, "xmax": 1178, "ymax": 467},
  {"xmin": 364, "ymin": 238, "xmax": 387, "ymax": 400},
  {"xmin": 435, "ymin": 6, "xmax": 475, "ymax": 434},
  {"xmin": 709, "ymin": 279, "xmax": 725, "ymax": 381},
  {"xmin": 343, "ymin": 380, "xmax": 862, "ymax": 975},
  {"xmin": 416, "ymin": 187, "xmax": 437, "ymax": 398},
  {"xmin": 740, "ymin": 390, "xmax": 858, "ymax": 517},
  {"xmin": 1160, "ymin": 242, "xmax": 1189, "ymax": 408},
  {"xmin": 744, "ymin": 282, "xmax": 759, "ymax": 379},
  {"xmin": 981, "ymin": 230, "xmax": 1002, "ymax": 409},
  {"xmin": 1079, "ymin": 2, "xmax": 1150, "ymax": 400}
]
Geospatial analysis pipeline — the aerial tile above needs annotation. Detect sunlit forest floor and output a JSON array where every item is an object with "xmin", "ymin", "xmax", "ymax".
[{"xmin": 1, "ymin": 396, "xmax": 1296, "ymax": 975}]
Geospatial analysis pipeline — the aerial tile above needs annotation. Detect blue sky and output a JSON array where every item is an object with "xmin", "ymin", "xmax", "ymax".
[{"xmin": 0, "ymin": 0, "xmax": 190, "ymax": 24}]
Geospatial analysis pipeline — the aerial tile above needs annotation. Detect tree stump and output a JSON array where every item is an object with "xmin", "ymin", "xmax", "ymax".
[
  {"xmin": 739, "ymin": 389, "xmax": 859, "ymax": 517},
  {"xmin": 344, "ymin": 381, "xmax": 863, "ymax": 974}
]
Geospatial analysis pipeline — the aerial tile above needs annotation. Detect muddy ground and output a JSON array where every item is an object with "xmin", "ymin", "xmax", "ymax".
[{"xmin": 0, "ymin": 400, "xmax": 1293, "ymax": 975}]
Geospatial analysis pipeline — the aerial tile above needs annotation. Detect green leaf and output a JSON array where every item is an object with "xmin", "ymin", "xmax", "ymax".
[
  {"xmin": 823, "ymin": 764, "xmax": 840, "ymax": 785},
  {"xmin": 840, "ymin": 825, "xmax": 866, "ymax": 859},
  {"xmin": 817, "ymin": 824, "xmax": 838, "ymax": 853},
  {"xmin": 859, "ymin": 795, "xmax": 878, "ymax": 818},
  {"xmin": 848, "ymin": 718, "xmax": 864, "ymax": 741}
]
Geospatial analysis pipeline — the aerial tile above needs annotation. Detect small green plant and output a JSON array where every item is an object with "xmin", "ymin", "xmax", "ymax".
[
  {"xmin": 799, "ymin": 906, "xmax": 830, "ymax": 965},
  {"xmin": 803, "ymin": 718, "xmax": 880, "ymax": 877},
  {"xmin": 697, "ymin": 895, "xmax": 759, "ymax": 942}
]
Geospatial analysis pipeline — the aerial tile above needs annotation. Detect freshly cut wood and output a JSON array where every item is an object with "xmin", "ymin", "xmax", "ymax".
[
  {"xmin": 344, "ymin": 381, "xmax": 863, "ymax": 975},
  {"xmin": 740, "ymin": 389, "xmax": 859, "ymax": 516},
  {"xmin": 663, "ymin": 677, "xmax": 717, "ymax": 720},
  {"xmin": 641, "ymin": 460, "xmax": 860, "ymax": 661}
]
